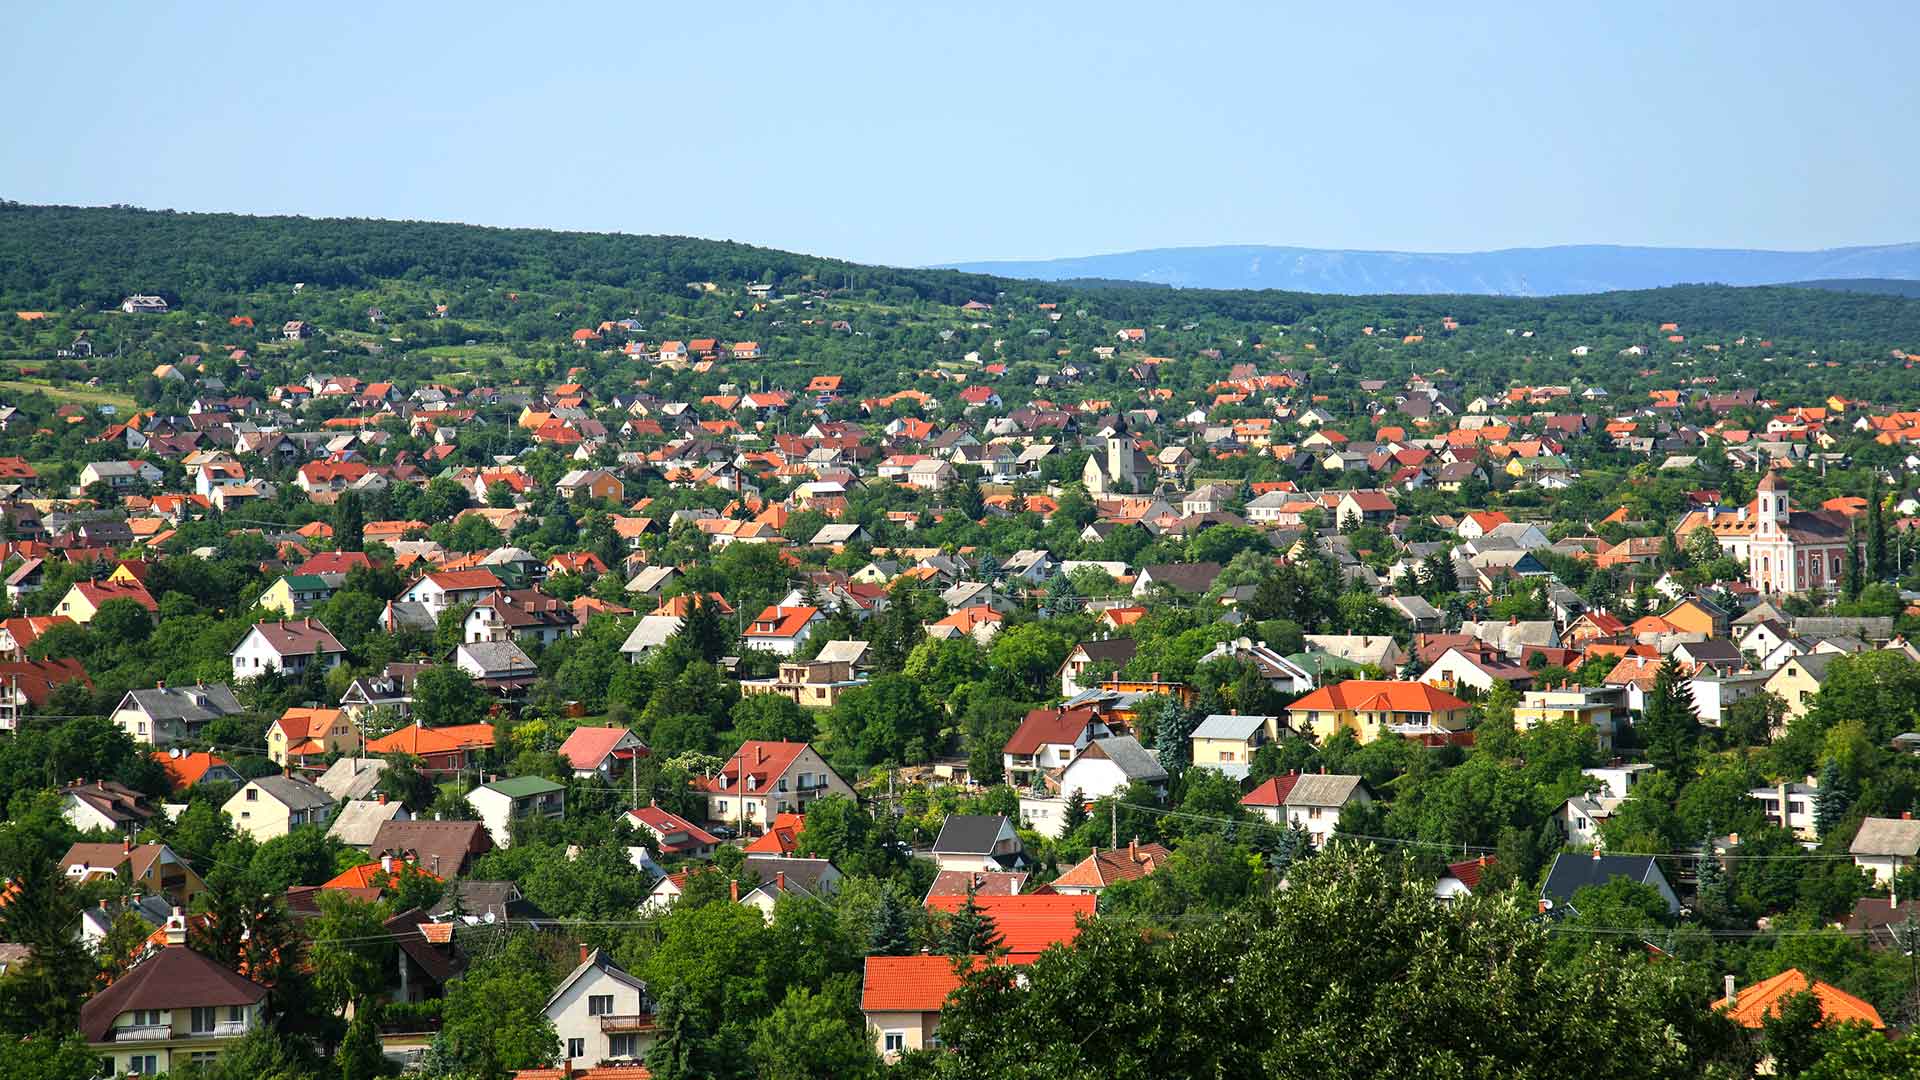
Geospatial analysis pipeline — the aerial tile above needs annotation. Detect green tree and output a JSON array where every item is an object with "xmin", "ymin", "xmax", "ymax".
[
  {"xmin": 438, "ymin": 933, "xmax": 561, "ymax": 1077},
  {"xmin": 1639, "ymin": 656, "xmax": 1701, "ymax": 777},
  {"xmin": 1814, "ymin": 758, "xmax": 1854, "ymax": 839},
  {"xmin": 907, "ymin": 846, "xmax": 1739, "ymax": 1079},
  {"xmin": 334, "ymin": 490, "xmax": 366, "ymax": 552},
  {"xmin": 411, "ymin": 664, "xmax": 488, "ymax": 728},
  {"xmin": 938, "ymin": 881, "xmax": 1002, "ymax": 957},
  {"xmin": 747, "ymin": 976, "xmax": 881, "ymax": 1080}
]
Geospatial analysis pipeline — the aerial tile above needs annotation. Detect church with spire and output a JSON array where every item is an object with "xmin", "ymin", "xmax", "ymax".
[{"xmin": 1746, "ymin": 470, "xmax": 1851, "ymax": 594}]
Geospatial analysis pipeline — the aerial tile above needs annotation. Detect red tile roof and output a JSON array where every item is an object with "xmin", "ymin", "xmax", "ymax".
[
  {"xmin": 1050, "ymin": 841, "xmax": 1173, "ymax": 890},
  {"xmin": 1444, "ymin": 855, "xmax": 1496, "ymax": 890},
  {"xmin": 557, "ymin": 726, "xmax": 640, "ymax": 771},
  {"xmin": 1003, "ymin": 707, "xmax": 1099, "ymax": 756},
  {"xmin": 1713, "ymin": 968, "xmax": 1884, "ymax": 1030},
  {"xmin": 695, "ymin": 740, "xmax": 813, "ymax": 794},
  {"xmin": 152, "ymin": 750, "xmax": 229, "ymax": 790},
  {"xmin": 1240, "ymin": 773, "xmax": 1302, "ymax": 808},
  {"xmin": 861, "ymin": 954, "xmax": 1034, "ymax": 1012},
  {"xmin": 743, "ymin": 812, "xmax": 804, "ymax": 855},
  {"xmin": 1284, "ymin": 680, "xmax": 1469, "ymax": 715},
  {"xmin": 921, "ymin": 894, "xmax": 1094, "ymax": 955}
]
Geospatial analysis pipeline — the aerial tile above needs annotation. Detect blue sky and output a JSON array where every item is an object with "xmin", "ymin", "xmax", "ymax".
[{"xmin": 3, "ymin": 2, "xmax": 1915, "ymax": 265}]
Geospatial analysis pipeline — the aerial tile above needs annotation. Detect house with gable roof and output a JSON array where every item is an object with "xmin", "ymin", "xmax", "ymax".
[
  {"xmin": 547, "ymin": 946, "xmax": 655, "ymax": 1070},
  {"xmin": 558, "ymin": 725, "xmax": 647, "ymax": 779},
  {"xmin": 1002, "ymin": 706, "xmax": 1111, "ymax": 786},
  {"xmin": 1239, "ymin": 771, "xmax": 1373, "ymax": 846},
  {"xmin": 231, "ymin": 618, "xmax": 346, "ymax": 681},
  {"xmin": 697, "ymin": 740, "xmax": 855, "ymax": 833},
  {"xmin": 80, "ymin": 911, "xmax": 270, "ymax": 1078}
]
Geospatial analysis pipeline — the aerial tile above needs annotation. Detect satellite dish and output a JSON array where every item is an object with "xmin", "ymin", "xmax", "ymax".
[{"xmin": 483, "ymin": 911, "xmax": 496, "ymax": 925}]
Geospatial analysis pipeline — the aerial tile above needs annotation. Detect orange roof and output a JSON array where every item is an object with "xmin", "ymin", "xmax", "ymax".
[
  {"xmin": 861, "ymin": 954, "xmax": 1034, "ymax": 1012},
  {"xmin": 366, "ymin": 722, "xmax": 496, "ymax": 756},
  {"xmin": 921, "ymin": 893, "xmax": 1095, "ymax": 955},
  {"xmin": 1050, "ymin": 842, "xmax": 1172, "ymax": 890},
  {"xmin": 743, "ymin": 812, "xmax": 804, "ymax": 855},
  {"xmin": 744, "ymin": 604, "xmax": 820, "ymax": 640},
  {"xmin": 151, "ymin": 750, "xmax": 228, "ymax": 791},
  {"xmin": 1285, "ymin": 680, "xmax": 1469, "ymax": 715},
  {"xmin": 323, "ymin": 860, "xmax": 443, "ymax": 891},
  {"xmin": 1713, "ymin": 968, "xmax": 1883, "ymax": 1030}
]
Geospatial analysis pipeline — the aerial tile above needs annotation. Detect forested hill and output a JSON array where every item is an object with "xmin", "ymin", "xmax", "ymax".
[
  {"xmin": 4, "ymin": 202, "xmax": 1920, "ymax": 353},
  {"xmin": 942, "ymin": 241, "xmax": 1920, "ymax": 295}
]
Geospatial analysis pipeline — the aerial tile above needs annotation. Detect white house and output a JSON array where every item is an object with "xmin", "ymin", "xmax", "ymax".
[
  {"xmin": 468, "ymin": 776, "xmax": 565, "ymax": 849},
  {"xmin": 547, "ymin": 947, "xmax": 654, "ymax": 1069},
  {"xmin": 1749, "ymin": 779, "xmax": 1819, "ymax": 842},
  {"xmin": 1851, "ymin": 816, "xmax": 1920, "ymax": 885},
  {"xmin": 230, "ymin": 619, "xmax": 346, "ymax": 681},
  {"xmin": 741, "ymin": 605, "xmax": 825, "ymax": 657},
  {"xmin": 1055, "ymin": 736, "xmax": 1167, "ymax": 802},
  {"xmin": 1238, "ymin": 772, "xmax": 1372, "ymax": 847}
]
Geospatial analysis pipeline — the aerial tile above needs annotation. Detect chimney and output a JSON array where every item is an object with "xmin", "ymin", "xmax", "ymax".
[
  {"xmin": 1477, "ymin": 854, "xmax": 1487, "ymax": 868},
  {"xmin": 1906, "ymin": 812, "xmax": 1913, "ymax": 821},
  {"xmin": 1129, "ymin": 837, "xmax": 1139, "ymax": 862},
  {"xmin": 1725, "ymin": 974, "xmax": 1737, "ymax": 1006},
  {"xmin": 580, "ymin": 943, "xmax": 590, "ymax": 965},
  {"xmin": 730, "ymin": 880, "xmax": 740, "ymax": 902},
  {"xmin": 776, "ymin": 870, "xmax": 786, "ymax": 892},
  {"xmin": 377, "ymin": 792, "xmax": 387, "ymax": 805},
  {"xmin": 164, "ymin": 906, "xmax": 188, "ymax": 947},
  {"xmin": 123, "ymin": 835, "xmax": 132, "ymax": 854}
]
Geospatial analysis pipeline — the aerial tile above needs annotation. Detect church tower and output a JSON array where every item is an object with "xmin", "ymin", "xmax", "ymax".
[{"xmin": 1756, "ymin": 470, "xmax": 1789, "ymax": 536}]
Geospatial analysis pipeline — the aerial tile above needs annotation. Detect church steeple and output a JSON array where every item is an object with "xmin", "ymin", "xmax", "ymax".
[{"xmin": 1756, "ymin": 470, "xmax": 1789, "ymax": 532}]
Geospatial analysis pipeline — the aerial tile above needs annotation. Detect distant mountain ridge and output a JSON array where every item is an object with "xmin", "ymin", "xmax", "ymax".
[{"xmin": 938, "ymin": 243, "xmax": 1920, "ymax": 296}]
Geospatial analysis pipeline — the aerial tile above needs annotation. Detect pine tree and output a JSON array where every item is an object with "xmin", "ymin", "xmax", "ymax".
[
  {"xmin": 675, "ymin": 593, "xmax": 731, "ymax": 663},
  {"xmin": 1640, "ymin": 656, "xmax": 1701, "ymax": 776},
  {"xmin": 1814, "ymin": 758, "xmax": 1855, "ymax": 838},
  {"xmin": 1150, "ymin": 696, "xmax": 1195, "ymax": 774},
  {"xmin": 1844, "ymin": 526, "xmax": 1865, "ymax": 600},
  {"xmin": 333, "ymin": 490, "xmax": 365, "ymax": 552},
  {"xmin": 1045, "ymin": 573, "xmax": 1080, "ymax": 615},
  {"xmin": 869, "ymin": 888, "xmax": 912, "ymax": 957},
  {"xmin": 1693, "ymin": 838, "xmax": 1729, "ymax": 926},
  {"xmin": 1869, "ymin": 479, "xmax": 1891, "ymax": 580},
  {"xmin": 941, "ymin": 882, "xmax": 1002, "ymax": 956},
  {"xmin": 1061, "ymin": 788, "xmax": 1090, "ymax": 833}
]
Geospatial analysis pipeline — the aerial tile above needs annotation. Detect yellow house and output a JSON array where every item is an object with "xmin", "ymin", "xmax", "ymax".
[
  {"xmin": 1189, "ymin": 714, "xmax": 1282, "ymax": 773},
  {"xmin": 54, "ymin": 580, "xmax": 158, "ymax": 624},
  {"xmin": 256, "ymin": 574, "xmax": 340, "ymax": 618},
  {"xmin": 1284, "ymin": 680, "xmax": 1472, "ymax": 744},
  {"xmin": 106, "ymin": 562, "xmax": 147, "ymax": 587},
  {"xmin": 1764, "ymin": 654, "xmax": 1835, "ymax": 724},
  {"xmin": 1662, "ymin": 597, "xmax": 1729, "ymax": 638},
  {"xmin": 222, "ymin": 775, "xmax": 336, "ymax": 842},
  {"xmin": 267, "ymin": 707, "xmax": 360, "ymax": 766}
]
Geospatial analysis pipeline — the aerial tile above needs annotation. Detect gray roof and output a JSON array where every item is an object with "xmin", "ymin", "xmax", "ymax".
[
  {"xmin": 545, "ymin": 948, "xmax": 647, "ymax": 1010},
  {"xmin": 1190, "ymin": 714, "xmax": 1275, "ymax": 741},
  {"xmin": 428, "ymin": 880, "xmax": 551, "ymax": 924},
  {"xmin": 249, "ymin": 774, "xmax": 336, "ymax": 812},
  {"xmin": 1076, "ymin": 736, "xmax": 1167, "ymax": 783},
  {"xmin": 119, "ymin": 684, "xmax": 243, "ymax": 723},
  {"xmin": 1541, "ymin": 853, "xmax": 1675, "ymax": 914},
  {"xmin": 1793, "ymin": 616, "xmax": 1894, "ymax": 641},
  {"xmin": 813, "ymin": 640, "xmax": 870, "ymax": 666},
  {"xmin": 740, "ymin": 855, "xmax": 842, "ymax": 898},
  {"xmin": 1284, "ymin": 774, "xmax": 1368, "ymax": 808},
  {"xmin": 1851, "ymin": 817, "xmax": 1920, "ymax": 858},
  {"xmin": 314, "ymin": 757, "xmax": 388, "ymax": 801},
  {"xmin": 326, "ymin": 799, "xmax": 408, "ymax": 846},
  {"xmin": 932, "ymin": 814, "xmax": 1013, "ymax": 855}
]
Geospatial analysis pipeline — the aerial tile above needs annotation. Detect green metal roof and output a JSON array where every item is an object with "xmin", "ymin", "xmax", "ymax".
[{"xmin": 483, "ymin": 775, "xmax": 564, "ymax": 798}]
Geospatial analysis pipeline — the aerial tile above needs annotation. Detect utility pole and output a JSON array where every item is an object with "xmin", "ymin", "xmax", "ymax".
[{"xmin": 1110, "ymin": 800, "xmax": 1118, "ymax": 845}]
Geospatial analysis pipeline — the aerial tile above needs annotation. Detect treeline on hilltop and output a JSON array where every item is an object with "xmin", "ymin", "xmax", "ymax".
[{"xmin": 5, "ymin": 202, "xmax": 1920, "ymax": 348}]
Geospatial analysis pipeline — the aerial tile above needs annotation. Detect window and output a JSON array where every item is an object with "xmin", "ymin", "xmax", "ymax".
[
  {"xmin": 191, "ymin": 1006, "xmax": 216, "ymax": 1033},
  {"xmin": 229, "ymin": 1006, "xmax": 245, "ymax": 1024},
  {"xmin": 567, "ymin": 1038, "xmax": 585, "ymax": 1059},
  {"xmin": 884, "ymin": 1031, "xmax": 906, "ymax": 1054},
  {"xmin": 609, "ymin": 1034, "xmax": 640, "ymax": 1058},
  {"xmin": 190, "ymin": 1052, "xmax": 218, "ymax": 1066},
  {"xmin": 245, "ymin": 788, "xmax": 258, "ymax": 801},
  {"xmin": 128, "ymin": 1054, "xmax": 158, "ymax": 1076},
  {"xmin": 587, "ymin": 994, "xmax": 614, "ymax": 1016},
  {"xmin": 131, "ymin": 1009, "xmax": 163, "ymax": 1026}
]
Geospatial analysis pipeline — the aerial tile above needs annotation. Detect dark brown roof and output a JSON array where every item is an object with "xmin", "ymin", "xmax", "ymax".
[
  {"xmin": 79, "ymin": 945, "xmax": 268, "ymax": 1041},
  {"xmin": 386, "ymin": 906, "xmax": 466, "ymax": 984},
  {"xmin": 369, "ymin": 819, "xmax": 493, "ymax": 878}
]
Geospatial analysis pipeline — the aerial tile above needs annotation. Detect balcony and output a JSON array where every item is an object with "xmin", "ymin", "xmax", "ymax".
[
  {"xmin": 599, "ymin": 1013, "xmax": 657, "ymax": 1034},
  {"xmin": 115, "ymin": 1025, "xmax": 172, "ymax": 1042}
]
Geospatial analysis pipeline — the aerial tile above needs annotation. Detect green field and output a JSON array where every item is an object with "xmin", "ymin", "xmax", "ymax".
[{"xmin": 0, "ymin": 377, "xmax": 137, "ymax": 411}]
